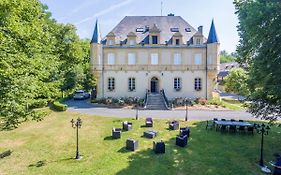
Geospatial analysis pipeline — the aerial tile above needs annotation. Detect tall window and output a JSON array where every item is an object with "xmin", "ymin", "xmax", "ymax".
[
  {"xmin": 175, "ymin": 39, "xmax": 180, "ymax": 45},
  {"xmin": 108, "ymin": 53, "xmax": 115, "ymax": 65},
  {"xmin": 108, "ymin": 40, "xmax": 113, "ymax": 46},
  {"xmin": 128, "ymin": 78, "xmax": 136, "ymax": 91},
  {"xmin": 129, "ymin": 40, "xmax": 135, "ymax": 46},
  {"xmin": 128, "ymin": 53, "xmax": 136, "ymax": 65},
  {"xmin": 151, "ymin": 53, "xmax": 158, "ymax": 65},
  {"xmin": 194, "ymin": 54, "xmax": 202, "ymax": 65},
  {"xmin": 174, "ymin": 78, "xmax": 181, "ymax": 91},
  {"xmin": 194, "ymin": 78, "xmax": 202, "ymax": 91},
  {"xmin": 196, "ymin": 38, "xmax": 201, "ymax": 45},
  {"xmin": 152, "ymin": 36, "xmax": 158, "ymax": 44},
  {"xmin": 174, "ymin": 53, "xmax": 181, "ymax": 65},
  {"xmin": 108, "ymin": 78, "xmax": 115, "ymax": 91}
]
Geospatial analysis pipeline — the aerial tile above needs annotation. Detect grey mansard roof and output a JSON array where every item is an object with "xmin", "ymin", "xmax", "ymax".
[{"xmin": 102, "ymin": 16, "xmax": 205, "ymax": 45}]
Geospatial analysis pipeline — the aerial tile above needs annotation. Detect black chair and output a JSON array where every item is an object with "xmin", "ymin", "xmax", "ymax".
[
  {"xmin": 126, "ymin": 139, "xmax": 138, "ymax": 151},
  {"xmin": 153, "ymin": 141, "xmax": 165, "ymax": 154},
  {"xmin": 239, "ymin": 120, "xmax": 244, "ymax": 122},
  {"xmin": 229, "ymin": 125, "xmax": 237, "ymax": 133},
  {"xmin": 122, "ymin": 121, "xmax": 132, "ymax": 131},
  {"xmin": 112, "ymin": 128, "xmax": 122, "ymax": 139},
  {"xmin": 145, "ymin": 117, "xmax": 153, "ymax": 127},
  {"xmin": 176, "ymin": 135, "xmax": 188, "ymax": 147},
  {"xmin": 213, "ymin": 118, "xmax": 218, "ymax": 121},
  {"xmin": 230, "ymin": 119, "xmax": 236, "ymax": 122},
  {"xmin": 247, "ymin": 125, "xmax": 254, "ymax": 134},
  {"xmin": 238, "ymin": 125, "xmax": 246, "ymax": 133},
  {"xmin": 220, "ymin": 125, "xmax": 227, "ymax": 132},
  {"xmin": 180, "ymin": 127, "xmax": 190, "ymax": 137},
  {"xmin": 169, "ymin": 121, "xmax": 179, "ymax": 130},
  {"xmin": 221, "ymin": 119, "xmax": 226, "ymax": 121},
  {"xmin": 206, "ymin": 120, "xmax": 214, "ymax": 130}
]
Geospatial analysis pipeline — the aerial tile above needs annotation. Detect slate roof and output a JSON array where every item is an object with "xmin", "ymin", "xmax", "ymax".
[
  {"xmin": 207, "ymin": 19, "xmax": 219, "ymax": 43},
  {"xmin": 102, "ymin": 16, "xmax": 205, "ymax": 45},
  {"xmin": 91, "ymin": 20, "xmax": 99, "ymax": 44}
]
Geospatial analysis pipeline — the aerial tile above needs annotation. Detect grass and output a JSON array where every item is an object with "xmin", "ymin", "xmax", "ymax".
[
  {"xmin": 0, "ymin": 110, "xmax": 280, "ymax": 175},
  {"xmin": 222, "ymin": 98, "xmax": 245, "ymax": 110}
]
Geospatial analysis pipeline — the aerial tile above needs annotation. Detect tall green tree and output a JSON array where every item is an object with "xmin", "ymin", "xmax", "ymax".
[
  {"xmin": 0, "ymin": 0, "xmax": 94, "ymax": 128},
  {"xmin": 220, "ymin": 50, "xmax": 236, "ymax": 63},
  {"xmin": 234, "ymin": 0, "xmax": 281, "ymax": 120},
  {"xmin": 224, "ymin": 68, "xmax": 250, "ymax": 98}
]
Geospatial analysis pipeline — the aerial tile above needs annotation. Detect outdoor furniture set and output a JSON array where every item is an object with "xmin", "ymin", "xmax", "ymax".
[
  {"xmin": 206, "ymin": 118, "xmax": 256, "ymax": 134},
  {"xmin": 111, "ymin": 118, "xmax": 190, "ymax": 153}
]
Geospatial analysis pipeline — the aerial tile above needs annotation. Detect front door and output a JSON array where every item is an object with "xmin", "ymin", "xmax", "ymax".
[{"xmin": 150, "ymin": 77, "xmax": 158, "ymax": 93}]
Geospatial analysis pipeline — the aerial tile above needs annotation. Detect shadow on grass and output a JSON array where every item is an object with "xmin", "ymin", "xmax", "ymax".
[
  {"xmin": 28, "ymin": 157, "xmax": 75, "ymax": 168},
  {"xmin": 117, "ymin": 147, "xmax": 131, "ymax": 153},
  {"xmin": 104, "ymin": 136, "xmax": 114, "ymax": 141}
]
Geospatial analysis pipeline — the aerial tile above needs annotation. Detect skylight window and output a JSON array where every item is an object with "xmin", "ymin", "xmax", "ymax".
[
  {"xmin": 185, "ymin": 28, "xmax": 191, "ymax": 32},
  {"xmin": 136, "ymin": 28, "xmax": 144, "ymax": 32},
  {"xmin": 170, "ymin": 28, "xmax": 179, "ymax": 32}
]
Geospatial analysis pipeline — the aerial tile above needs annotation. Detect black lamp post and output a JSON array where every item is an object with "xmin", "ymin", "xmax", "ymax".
[
  {"xmin": 185, "ymin": 99, "xmax": 191, "ymax": 122},
  {"xmin": 71, "ymin": 117, "xmax": 82, "ymax": 160},
  {"xmin": 256, "ymin": 123, "xmax": 270, "ymax": 168},
  {"xmin": 135, "ymin": 104, "xmax": 139, "ymax": 120}
]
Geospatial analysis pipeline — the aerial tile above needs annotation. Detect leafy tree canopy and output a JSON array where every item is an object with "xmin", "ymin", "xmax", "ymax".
[
  {"xmin": 220, "ymin": 50, "xmax": 237, "ymax": 63},
  {"xmin": 234, "ymin": 0, "xmax": 281, "ymax": 120}
]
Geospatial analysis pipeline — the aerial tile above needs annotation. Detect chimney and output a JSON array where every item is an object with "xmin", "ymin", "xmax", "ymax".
[
  {"xmin": 167, "ymin": 13, "xmax": 175, "ymax": 16},
  {"xmin": 198, "ymin": 26, "xmax": 203, "ymax": 34}
]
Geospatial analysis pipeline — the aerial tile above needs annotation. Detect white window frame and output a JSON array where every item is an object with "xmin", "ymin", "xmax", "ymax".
[
  {"xmin": 174, "ymin": 78, "xmax": 181, "ymax": 91},
  {"xmin": 128, "ymin": 77, "xmax": 136, "ymax": 91},
  {"xmin": 108, "ymin": 40, "xmax": 113, "ymax": 46},
  {"xmin": 129, "ymin": 40, "xmax": 135, "ymax": 46},
  {"xmin": 108, "ymin": 77, "xmax": 115, "ymax": 91},
  {"xmin": 107, "ymin": 53, "xmax": 115, "ymax": 65},
  {"xmin": 151, "ymin": 53, "xmax": 158, "ymax": 65},
  {"xmin": 194, "ymin": 54, "xmax": 202, "ymax": 65},
  {"xmin": 128, "ymin": 53, "xmax": 136, "ymax": 65},
  {"xmin": 174, "ymin": 53, "xmax": 181, "ymax": 65},
  {"xmin": 194, "ymin": 78, "xmax": 202, "ymax": 91},
  {"xmin": 196, "ymin": 38, "xmax": 201, "ymax": 45},
  {"xmin": 208, "ymin": 55, "xmax": 213, "ymax": 65}
]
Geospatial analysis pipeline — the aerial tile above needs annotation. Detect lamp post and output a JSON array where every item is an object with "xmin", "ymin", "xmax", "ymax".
[
  {"xmin": 256, "ymin": 123, "xmax": 270, "ymax": 171},
  {"xmin": 185, "ymin": 99, "xmax": 191, "ymax": 122},
  {"xmin": 70, "ymin": 117, "xmax": 82, "ymax": 160},
  {"xmin": 135, "ymin": 104, "xmax": 139, "ymax": 120}
]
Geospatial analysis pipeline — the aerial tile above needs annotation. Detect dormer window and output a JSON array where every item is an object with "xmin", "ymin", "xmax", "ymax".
[
  {"xmin": 136, "ymin": 28, "xmax": 144, "ymax": 32},
  {"xmin": 106, "ymin": 32, "xmax": 116, "ymax": 46},
  {"xmin": 172, "ymin": 32, "xmax": 183, "ymax": 46},
  {"xmin": 129, "ymin": 40, "xmax": 135, "ymax": 46},
  {"xmin": 127, "ymin": 32, "xmax": 137, "ymax": 46},
  {"xmin": 185, "ymin": 28, "xmax": 191, "ymax": 32},
  {"xmin": 170, "ymin": 28, "xmax": 179, "ymax": 32},
  {"xmin": 196, "ymin": 38, "xmax": 201, "ymax": 45},
  {"xmin": 108, "ymin": 40, "xmax": 113, "ymax": 46},
  {"xmin": 176, "ymin": 39, "xmax": 180, "ymax": 45},
  {"xmin": 152, "ymin": 36, "xmax": 158, "ymax": 44}
]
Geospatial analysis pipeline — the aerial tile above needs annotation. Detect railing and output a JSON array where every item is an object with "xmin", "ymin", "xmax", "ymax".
[
  {"xmin": 160, "ymin": 89, "xmax": 170, "ymax": 110},
  {"xmin": 144, "ymin": 89, "xmax": 149, "ymax": 109}
]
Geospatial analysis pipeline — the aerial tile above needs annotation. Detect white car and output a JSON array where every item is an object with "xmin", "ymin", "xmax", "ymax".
[{"xmin": 73, "ymin": 90, "xmax": 90, "ymax": 100}]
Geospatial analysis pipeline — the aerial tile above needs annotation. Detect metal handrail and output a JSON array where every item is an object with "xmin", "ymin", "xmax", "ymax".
[
  {"xmin": 144, "ymin": 89, "xmax": 149, "ymax": 109},
  {"xmin": 160, "ymin": 89, "xmax": 170, "ymax": 110}
]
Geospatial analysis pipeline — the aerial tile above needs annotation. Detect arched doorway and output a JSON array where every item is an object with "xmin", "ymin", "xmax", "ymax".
[{"xmin": 150, "ymin": 77, "xmax": 159, "ymax": 93}]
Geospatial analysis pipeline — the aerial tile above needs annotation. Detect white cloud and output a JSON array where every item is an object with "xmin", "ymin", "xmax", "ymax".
[{"xmin": 75, "ymin": 0, "xmax": 136, "ymax": 25}]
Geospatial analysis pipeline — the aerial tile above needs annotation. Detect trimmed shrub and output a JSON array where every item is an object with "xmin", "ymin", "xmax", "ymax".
[
  {"xmin": 52, "ymin": 101, "xmax": 67, "ymax": 111},
  {"xmin": 195, "ymin": 98, "xmax": 208, "ymax": 105}
]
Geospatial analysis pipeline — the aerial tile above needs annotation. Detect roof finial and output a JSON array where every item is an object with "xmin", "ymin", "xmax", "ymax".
[{"xmin": 207, "ymin": 19, "xmax": 219, "ymax": 44}]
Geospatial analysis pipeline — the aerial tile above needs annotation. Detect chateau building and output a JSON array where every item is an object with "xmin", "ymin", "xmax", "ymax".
[{"xmin": 90, "ymin": 15, "xmax": 220, "ymax": 108}]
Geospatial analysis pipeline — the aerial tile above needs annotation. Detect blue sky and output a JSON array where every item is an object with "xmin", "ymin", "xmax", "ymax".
[{"xmin": 40, "ymin": 0, "xmax": 239, "ymax": 53}]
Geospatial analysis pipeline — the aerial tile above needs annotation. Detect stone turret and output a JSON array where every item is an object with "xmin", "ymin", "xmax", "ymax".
[
  {"xmin": 90, "ymin": 20, "xmax": 103, "ymax": 98},
  {"xmin": 206, "ymin": 19, "xmax": 220, "ymax": 99}
]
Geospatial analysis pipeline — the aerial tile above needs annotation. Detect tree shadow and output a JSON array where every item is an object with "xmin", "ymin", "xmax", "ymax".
[{"xmin": 104, "ymin": 136, "xmax": 114, "ymax": 141}]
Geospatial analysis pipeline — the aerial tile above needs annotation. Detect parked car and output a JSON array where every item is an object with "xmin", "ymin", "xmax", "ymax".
[{"xmin": 73, "ymin": 90, "xmax": 90, "ymax": 100}]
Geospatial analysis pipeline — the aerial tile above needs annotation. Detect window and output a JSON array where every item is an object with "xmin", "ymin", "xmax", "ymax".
[
  {"xmin": 108, "ymin": 78, "xmax": 115, "ymax": 91},
  {"xmin": 196, "ymin": 38, "xmax": 201, "ymax": 45},
  {"xmin": 175, "ymin": 39, "xmax": 180, "ymax": 45},
  {"xmin": 129, "ymin": 40, "xmax": 135, "ymax": 46},
  {"xmin": 108, "ymin": 40, "xmax": 113, "ymax": 46},
  {"xmin": 128, "ymin": 53, "xmax": 136, "ymax": 65},
  {"xmin": 174, "ymin": 78, "xmax": 181, "ymax": 91},
  {"xmin": 108, "ymin": 53, "xmax": 115, "ymax": 65},
  {"xmin": 194, "ymin": 54, "xmax": 202, "ymax": 65},
  {"xmin": 185, "ymin": 28, "xmax": 191, "ymax": 32},
  {"xmin": 208, "ymin": 56, "xmax": 213, "ymax": 65},
  {"xmin": 170, "ymin": 28, "xmax": 179, "ymax": 32},
  {"xmin": 174, "ymin": 53, "xmax": 181, "ymax": 65},
  {"xmin": 97, "ymin": 55, "xmax": 101, "ymax": 65},
  {"xmin": 152, "ymin": 36, "xmax": 158, "ymax": 44},
  {"xmin": 151, "ymin": 53, "xmax": 158, "ymax": 65},
  {"xmin": 128, "ymin": 78, "xmax": 136, "ymax": 91},
  {"xmin": 136, "ymin": 28, "xmax": 144, "ymax": 32},
  {"xmin": 194, "ymin": 78, "xmax": 201, "ymax": 91}
]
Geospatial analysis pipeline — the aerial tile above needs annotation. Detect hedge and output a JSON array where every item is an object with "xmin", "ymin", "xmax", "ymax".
[{"xmin": 52, "ymin": 101, "xmax": 67, "ymax": 111}]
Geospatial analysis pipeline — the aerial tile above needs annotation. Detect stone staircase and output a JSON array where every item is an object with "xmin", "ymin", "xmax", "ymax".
[{"xmin": 145, "ymin": 93, "xmax": 168, "ymax": 110}]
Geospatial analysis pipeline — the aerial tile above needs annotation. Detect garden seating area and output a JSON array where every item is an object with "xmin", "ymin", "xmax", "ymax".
[
  {"xmin": 206, "ymin": 118, "xmax": 256, "ymax": 134},
  {"xmin": 112, "ymin": 118, "xmax": 190, "ymax": 153}
]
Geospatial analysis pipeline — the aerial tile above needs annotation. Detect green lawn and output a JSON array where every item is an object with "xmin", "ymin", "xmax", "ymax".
[{"xmin": 0, "ymin": 110, "xmax": 280, "ymax": 175}]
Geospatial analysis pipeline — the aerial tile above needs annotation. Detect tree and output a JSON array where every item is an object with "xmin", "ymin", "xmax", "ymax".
[
  {"xmin": 234, "ymin": 0, "xmax": 281, "ymax": 120},
  {"xmin": 224, "ymin": 68, "xmax": 250, "ymax": 98},
  {"xmin": 220, "ymin": 50, "xmax": 236, "ymax": 63}
]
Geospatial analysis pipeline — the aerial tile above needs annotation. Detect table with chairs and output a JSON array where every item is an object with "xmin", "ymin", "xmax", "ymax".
[{"xmin": 206, "ymin": 118, "xmax": 256, "ymax": 134}]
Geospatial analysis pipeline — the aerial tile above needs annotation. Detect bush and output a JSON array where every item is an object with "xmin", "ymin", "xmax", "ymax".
[
  {"xmin": 195, "ymin": 98, "xmax": 208, "ymax": 105},
  {"xmin": 52, "ymin": 101, "xmax": 67, "ymax": 111},
  {"xmin": 29, "ymin": 99, "xmax": 48, "ymax": 109},
  {"xmin": 208, "ymin": 98, "xmax": 222, "ymax": 106}
]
